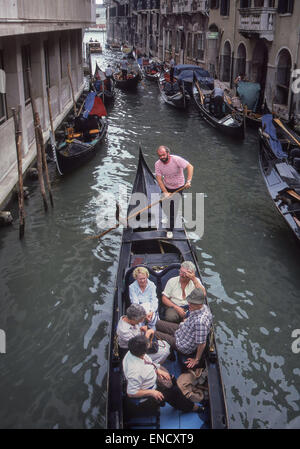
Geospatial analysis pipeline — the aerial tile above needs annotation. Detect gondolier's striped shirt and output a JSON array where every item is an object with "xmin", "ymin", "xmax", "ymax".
[{"xmin": 175, "ymin": 305, "xmax": 212, "ymax": 355}]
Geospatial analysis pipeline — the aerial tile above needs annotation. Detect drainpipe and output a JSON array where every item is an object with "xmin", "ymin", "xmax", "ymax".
[{"xmin": 288, "ymin": 27, "xmax": 300, "ymax": 123}]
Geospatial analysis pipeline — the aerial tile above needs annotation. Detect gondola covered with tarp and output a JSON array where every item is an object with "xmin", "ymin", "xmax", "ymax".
[
  {"xmin": 54, "ymin": 92, "xmax": 107, "ymax": 174},
  {"xmin": 258, "ymin": 114, "xmax": 300, "ymax": 240},
  {"xmin": 106, "ymin": 149, "xmax": 228, "ymax": 429},
  {"xmin": 174, "ymin": 65, "xmax": 214, "ymax": 93}
]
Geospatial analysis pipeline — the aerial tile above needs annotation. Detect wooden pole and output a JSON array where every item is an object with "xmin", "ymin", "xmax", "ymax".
[
  {"xmin": 26, "ymin": 67, "xmax": 48, "ymax": 211},
  {"xmin": 12, "ymin": 106, "xmax": 25, "ymax": 239},
  {"xmin": 67, "ymin": 63, "xmax": 77, "ymax": 115}
]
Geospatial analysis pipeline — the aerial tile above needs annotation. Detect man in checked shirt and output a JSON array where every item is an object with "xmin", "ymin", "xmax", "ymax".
[{"xmin": 155, "ymin": 288, "xmax": 212, "ymax": 369}]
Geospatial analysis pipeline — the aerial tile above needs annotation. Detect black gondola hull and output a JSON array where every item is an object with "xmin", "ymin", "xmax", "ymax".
[
  {"xmin": 55, "ymin": 119, "xmax": 107, "ymax": 174},
  {"xmin": 258, "ymin": 131, "xmax": 300, "ymax": 240},
  {"xmin": 106, "ymin": 150, "xmax": 229, "ymax": 430}
]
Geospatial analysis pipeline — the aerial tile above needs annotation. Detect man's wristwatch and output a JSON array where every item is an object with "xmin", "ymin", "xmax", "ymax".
[{"xmin": 186, "ymin": 180, "xmax": 192, "ymax": 185}]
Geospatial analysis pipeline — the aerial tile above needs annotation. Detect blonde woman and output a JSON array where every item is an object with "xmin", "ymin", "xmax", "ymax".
[{"xmin": 129, "ymin": 266, "xmax": 159, "ymax": 329}]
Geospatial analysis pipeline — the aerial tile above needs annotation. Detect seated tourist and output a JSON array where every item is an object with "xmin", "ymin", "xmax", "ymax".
[
  {"xmin": 129, "ymin": 266, "xmax": 159, "ymax": 329},
  {"xmin": 156, "ymin": 288, "xmax": 212, "ymax": 369},
  {"xmin": 116, "ymin": 304, "xmax": 170, "ymax": 363},
  {"xmin": 162, "ymin": 261, "xmax": 206, "ymax": 323},
  {"xmin": 123, "ymin": 335, "xmax": 201, "ymax": 413}
]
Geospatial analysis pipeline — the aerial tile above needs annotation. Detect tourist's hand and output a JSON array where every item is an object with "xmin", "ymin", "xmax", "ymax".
[
  {"xmin": 140, "ymin": 325, "xmax": 148, "ymax": 334},
  {"xmin": 145, "ymin": 329, "xmax": 154, "ymax": 339},
  {"xmin": 176, "ymin": 307, "xmax": 186, "ymax": 318},
  {"xmin": 185, "ymin": 358, "xmax": 199, "ymax": 369},
  {"xmin": 184, "ymin": 269, "xmax": 196, "ymax": 281},
  {"xmin": 157, "ymin": 369, "xmax": 171, "ymax": 381},
  {"xmin": 151, "ymin": 390, "xmax": 165, "ymax": 401},
  {"xmin": 146, "ymin": 312, "xmax": 154, "ymax": 321}
]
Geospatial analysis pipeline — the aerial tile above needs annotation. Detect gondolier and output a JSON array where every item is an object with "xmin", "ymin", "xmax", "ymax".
[
  {"xmin": 155, "ymin": 145, "xmax": 193, "ymax": 229},
  {"xmin": 120, "ymin": 57, "xmax": 129, "ymax": 80},
  {"xmin": 155, "ymin": 146, "xmax": 193, "ymax": 194}
]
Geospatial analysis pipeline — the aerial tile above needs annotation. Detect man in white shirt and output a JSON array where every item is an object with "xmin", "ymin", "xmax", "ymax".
[
  {"xmin": 105, "ymin": 65, "xmax": 113, "ymax": 91},
  {"xmin": 123, "ymin": 335, "xmax": 201, "ymax": 413},
  {"xmin": 162, "ymin": 261, "xmax": 206, "ymax": 323}
]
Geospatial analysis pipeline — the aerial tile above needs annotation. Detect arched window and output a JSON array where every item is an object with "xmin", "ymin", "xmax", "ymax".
[{"xmin": 276, "ymin": 49, "xmax": 292, "ymax": 105}]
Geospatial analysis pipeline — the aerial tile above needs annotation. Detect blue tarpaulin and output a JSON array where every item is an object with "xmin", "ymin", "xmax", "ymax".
[
  {"xmin": 261, "ymin": 114, "xmax": 287, "ymax": 159},
  {"xmin": 237, "ymin": 81, "xmax": 261, "ymax": 112},
  {"xmin": 174, "ymin": 65, "xmax": 214, "ymax": 89}
]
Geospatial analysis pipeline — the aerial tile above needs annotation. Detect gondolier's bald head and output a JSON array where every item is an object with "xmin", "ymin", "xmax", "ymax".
[{"xmin": 157, "ymin": 145, "xmax": 170, "ymax": 163}]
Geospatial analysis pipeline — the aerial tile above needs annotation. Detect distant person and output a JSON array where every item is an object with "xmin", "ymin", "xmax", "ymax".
[
  {"xmin": 105, "ymin": 65, "xmax": 113, "ymax": 91},
  {"xmin": 210, "ymin": 86, "xmax": 224, "ymax": 118},
  {"xmin": 169, "ymin": 57, "xmax": 175, "ymax": 83},
  {"xmin": 120, "ymin": 57, "xmax": 129, "ymax": 80}
]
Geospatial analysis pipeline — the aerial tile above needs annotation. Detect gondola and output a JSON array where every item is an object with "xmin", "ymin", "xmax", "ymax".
[
  {"xmin": 224, "ymin": 95, "xmax": 262, "ymax": 129},
  {"xmin": 114, "ymin": 71, "xmax": 141, "ymax": 90},
  {"xmin": 192, "ymin": 79, "xmax": 245, "ymax": 139},
  {"xmin": 258, "ymin": 114, "xmax": 300, "ymax": 240},
  {"xmin": 93, "ymin": 63, "xmax": 115, "ymax": 103},
  {"xmin": 158, "ymin": 72, "xmax": 190, "ymax": 109},
  {"xmin": 106, "ymin": 149, "xmax": 229, "ymax": 429},
  {"xmin": 54, "ymin": 92, "xmax": 108, "ymax": 174}
]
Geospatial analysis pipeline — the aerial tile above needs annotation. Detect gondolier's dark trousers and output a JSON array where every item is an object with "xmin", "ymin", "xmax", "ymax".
[
  {"xmin": 213, "ymin": 95, "xmax": 224, "ymax": 118},
  {"xmin": 122, "ymin": 69, "xmax": 127, "ymax": 80},
  {"xmin": 163, "ymin": 186, "xmax": 184, "ymax": 230}
]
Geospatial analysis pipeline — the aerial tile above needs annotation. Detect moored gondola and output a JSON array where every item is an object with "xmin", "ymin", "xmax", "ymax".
[
  {"xmin": 54, "ymin": 92, "xmax": 108, "ymax": 174},
  {"xmin": 258, "ymin": 114, "xmax": 300, "ymax": 240},
  {"xmin": 106, "ymin": 149, "xmax": 228, "ymax": 429},
  {"xmin": 158, "ymin": 72, "xmax": 190, "ymax": 109},
  {"xmin": 193, "ymin": 79, "xmax": 245, "ymax": 139}
]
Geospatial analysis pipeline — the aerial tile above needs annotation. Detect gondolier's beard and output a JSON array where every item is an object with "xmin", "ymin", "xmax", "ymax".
[{"xmin": 160, "ymin": 155, "xmax": 169, "ymax": 163}]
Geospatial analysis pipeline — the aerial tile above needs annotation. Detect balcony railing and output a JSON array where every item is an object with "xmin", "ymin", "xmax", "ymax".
[
  {"xmin": 238, "ymin": 7, "xmax": 276, "ymax": 41},
  {"xmin": 172, "ymin": 0, "xmax": 208, "ymax": 14}
]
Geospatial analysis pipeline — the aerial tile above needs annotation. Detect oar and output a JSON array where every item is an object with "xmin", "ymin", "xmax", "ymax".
[
  {"xmin": 87, "ymin": 185, "xmax": 186, "ymax": 240},
  {"xmin": 274, "ymin": 118, "xmax": 300, "ymax": 148}
]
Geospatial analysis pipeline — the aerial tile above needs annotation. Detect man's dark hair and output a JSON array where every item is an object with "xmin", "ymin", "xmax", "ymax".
[{"xmin": 128, "ymin": 335, "xmax": 148, "ymax": 357}]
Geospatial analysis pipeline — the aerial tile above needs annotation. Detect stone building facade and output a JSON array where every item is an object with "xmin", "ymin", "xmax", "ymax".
[{"xmin": 0, "ymin": 0, "xmax": 96, "ymax": 208}]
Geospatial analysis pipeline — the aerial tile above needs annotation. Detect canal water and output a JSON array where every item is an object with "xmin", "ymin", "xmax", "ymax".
[{"xmin": 0, "ymin": 40, "xmax": 299, "ymax": 429}]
